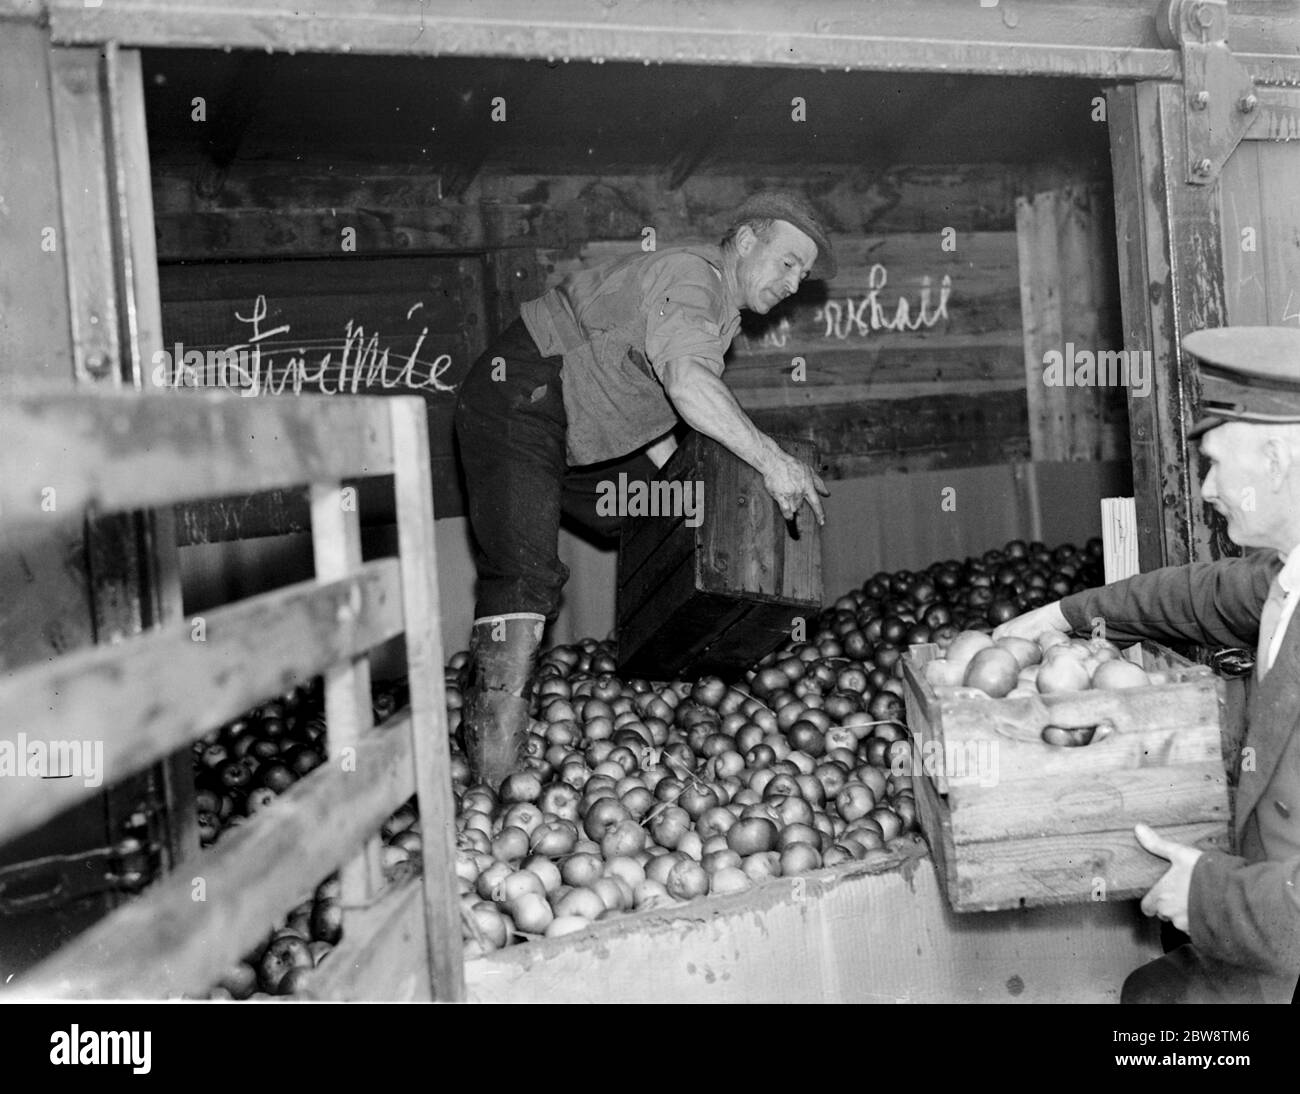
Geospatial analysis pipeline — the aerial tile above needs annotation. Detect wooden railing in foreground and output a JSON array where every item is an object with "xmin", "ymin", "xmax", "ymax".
[{"xmin": 0, "ymin": 387, "xmax": 463, "ymax": 1001}]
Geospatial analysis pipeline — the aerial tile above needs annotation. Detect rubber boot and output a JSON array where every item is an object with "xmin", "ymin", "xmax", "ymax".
[{"xmin": 460, "ymin": 613, "xmax": 545, "ymax": 791}]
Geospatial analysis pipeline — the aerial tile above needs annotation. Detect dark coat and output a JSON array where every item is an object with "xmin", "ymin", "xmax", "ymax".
[{"xmin": 1061, "ymin": 552, "xmax": 1300, "ymax": 999}]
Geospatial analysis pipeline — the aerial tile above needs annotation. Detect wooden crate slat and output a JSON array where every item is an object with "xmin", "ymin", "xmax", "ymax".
[
  {"xmin": 616, "ymin": 519, "xmax": 696, "ymax": 626},
  {"xmin": 0, "ymin": 560, "xmax": 403, "ymax": 846},
  {"xmin": 309, "ymin": 871, "xmax": 433, "ymax": 1001},
  {"xmin": 950, "ymin": 820, "xmax": 1231, "ymax": 912},
  {"xmin": 935, "ymin": 682, "xmax": 1222, "ymax": 786},
  {"xmin": 10, "ymin": 713, "xmax": 418, "ymax": 1000},
  {"xmin": 391, "ymin": 397, "xmax": 465, "ymax": 1002},
  {"xmin": 0, "ymin": 389, "xmax": 395, "ymax": 526},
  {"xmin": 311, "ymin": 482, "xmax": 384, "ymax": 904},
  {"xmin": 948, "ymin": 760, "xmax": 1229, "ymax": 843},
  {"xmin": 701, "ymin": 437, "xmax": 774, "ymax": 597},
  {"xmin": 694, "ymin": 601, "xmax": 805, "ymax": 672},
  {"xmin": 617, "ymin": 432, "xmax": 822, "ymax": 676},
  {"xmin": 615, "ymin": 442, "xmax": 700, "ymax": 585},
  {"xmin": 620, "ymin": 591, "xmax": 753, "ymax": 679},
  {"xmin": 616, "ymin": 549, "xmax": 702, "ymax": 670},
  {"xmin": 902, "ymin": 641, "xmax": 1230, "ymax": 910}
]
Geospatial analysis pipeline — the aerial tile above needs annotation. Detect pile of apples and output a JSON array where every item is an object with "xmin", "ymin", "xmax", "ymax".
[
  {"xmin": 197, "ymin": 684, "xmax": 420, "ymax": 998},
  {"xmin": 924, "ymin": 629, "xmax": 1153, "ymax": 699},
  {"xmin": 191, "ymin": 684, "xmax": 326, "ymax": 849},
  {"xmin": 451, "ymin": 638, "xmax": 922, "ymax": 955},
  {"xmin": 199, "ymin": 535, "xmax": 1106, "ymax": 982}
]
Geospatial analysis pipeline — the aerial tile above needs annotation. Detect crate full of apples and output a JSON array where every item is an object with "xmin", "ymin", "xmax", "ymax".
[{"xmin": 901, "ymin": 631, "xmax": 1231, "ymax": 912}]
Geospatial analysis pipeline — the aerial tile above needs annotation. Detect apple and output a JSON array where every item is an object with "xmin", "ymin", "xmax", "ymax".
[
  {"xmin": 310, "ymin": 899, "xmax": 343, "ymax": 944},
  {"xmin": 257, "ymin": 935, "xmax": 313, "ymax": 994},
  {"xmin": 216, "ymin": 961, "xmax": 258, "ymax": 1000}
]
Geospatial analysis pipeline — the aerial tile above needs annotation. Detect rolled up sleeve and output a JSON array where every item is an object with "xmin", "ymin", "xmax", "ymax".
[{"xmin": 643, "ymin": 256, "xmax": 730, "ymax": 380}]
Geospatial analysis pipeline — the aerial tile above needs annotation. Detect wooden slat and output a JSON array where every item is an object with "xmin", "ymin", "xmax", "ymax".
[
  {"xmin": 748, "ymin": 389, "xmax": 1032, "ymax": 479},
  {"xmin": 0, "ymin": 389, "xmax": 396, "ymax": 525},
  {"xmin": 619, "ymin": 589, "xmax": 753, "ymax": 678},
  {"xmin": 614, "ymin": 438, "xmax": 699, "ymax": 587},
  {"xmin": 1161, "ymin": 81, "xmax": 1231, "ymax": 565},
  {"xmin": 390, "ymin": 397, "xmax": 464, "ymax": 1002},
  {"xmin": 108, "ymin": 45, "xmax": 163, "ymax": 391},
  {"xmin": 725, "ymin": 333, "xmax": 1026, "ymax": 388},
  {"xmin": 904, "ymin": 641, "xmax": 1231, "ymax": 911},
  {"xmin": 1101, "ymin": 497, "xmax": 1140, "ymax": 585},
  {"xmin": 9, "ymin": 712, "xmax": 418, "ymax": 999},
  {"xmin": 935, "ymin": 682, "xmax": 1222, "ymax": 785},
  {"xmin": 1016, "ymin": 186, "xmax": 1127, "ymax": 462},
  {"xmin": 1105, "ymin": 82, "xmax": 1179, "ymax": 573},
  {"xmin": 950, "ymin": 820, "xmax": 1230, "ymax": 911},
  {"xmin": 617, "ymin": 545, "xmax": 701, "ymax": 670},
  {"xmin": 154, "ymin": 207, "xmax": 482, "ymax": 262},
  {"xmin": 949, "ymin": 761, "xmax": 1228, "ymax": 844},
  {"xmin": 309, "ymin": 875, "xmax": 432, "ymax": 1002},
  {"xmin": 698, "ymin": 436, "xmax": 821, "ymax": 602},
  {"xmin": 0, "ymin": 561, "xmax": 403, "ymax": 845},
  {"xmin": 694, "ymin": 601, "xmax": 806, "ymax": 673},
  {"xmin": 311, "ymin": 482, "xmax": 384, "ymax": 903},
  {"xmin": 495, "ymin": 166, "xmax": 1040, "ymax": 246},
  {"xmin": 702, "ymin": 435, "xmax": 772, "ymax": 598},
  {"xmin": 1258, "ymin": 139, "xmax": 1300, "ymax": 328},
  {"xmin": 1218, "ymin": 142, "xmax": 1270, "ymax": 326},
  {"xmin": 617, "ymin": 522, "xmax": 695, "ymax": 625},
  {"xmin": 734, "ymin": 376, "xmax": 1026, "ymax": 412},
  {"xmin": 49, "ymin": 46, "xmax": 121, "ymax": 385},
  {"xmin": 0, "ymin": 20, "xmax": 73, "ymax": 379},
  {"xmin": 174, "ymin": 488, "xmax": 311, "ymax": 545},
  {"xmin": 42, "ymin": 0, "xmax": 1220, "ymax": 79}
]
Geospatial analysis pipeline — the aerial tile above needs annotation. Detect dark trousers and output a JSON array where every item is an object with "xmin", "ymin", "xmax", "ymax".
[
  {"xmin": 454, "ymin": 319, "xmax": 658, "ymax": 621},
  {"xmin": 1122, "ymin": 944, "xmax": 1297, "ymax": 1004}
]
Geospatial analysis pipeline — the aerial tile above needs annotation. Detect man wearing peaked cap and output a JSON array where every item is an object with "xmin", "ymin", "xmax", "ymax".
[
  {"xmin": 452, "ymin": 191, "xmax": 834, "ymax": 787},
  {"xmin": 996, "ymin": 325, "xmax": 1300, "ymax": 1004},
  {"xmin": 1184, "ymin": 326, "xmax": 1300, "ymax": 439}
]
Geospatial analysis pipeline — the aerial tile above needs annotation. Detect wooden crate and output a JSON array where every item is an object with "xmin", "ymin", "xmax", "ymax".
[
  {"xmin": 901, "ymin": 642, "xmax": 1230, "ymax": 912},
  {"xmin": 279, "ymin": 841, "xmax": 1161, "ymax": 1002},
  {"xmin": 0, "ymin": 386, "xmax": 463, "ymax": 1000},
  {"xmin": 616, "ymin": 432, "xmax": 822, "ymax": 677}
]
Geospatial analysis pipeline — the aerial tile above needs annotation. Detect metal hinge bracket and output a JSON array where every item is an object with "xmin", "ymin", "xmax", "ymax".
[
  {"xmin": 0, "ymin": 794, "xmax": 167, "ymax": 915},
  {"xmin": 1156, "ymin": 0, "xmax": 1260, "ymax": 184}
]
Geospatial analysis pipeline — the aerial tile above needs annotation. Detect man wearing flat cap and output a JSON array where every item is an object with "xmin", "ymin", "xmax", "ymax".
[
  {"xmin": 454, "ymin": 190, "xmax": 834, "ymax": 785},
  {"xmin": 996, "ymin": 326, "xmax": 1300, "ymax": 1003}
]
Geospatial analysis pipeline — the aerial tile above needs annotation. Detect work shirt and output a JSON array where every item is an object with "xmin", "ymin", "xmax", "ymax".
[
  {"xmin": 1262, "ymin": 546, "xmax": 1300, "ymax": 675},
  {"xmin": 520, "ymin": 245, "xmax": 742, "ymax": 466}
]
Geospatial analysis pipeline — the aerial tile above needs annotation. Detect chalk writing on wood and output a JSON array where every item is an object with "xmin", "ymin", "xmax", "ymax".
[
  {"xmin": 731, "ymin": 263, "xmax": 953, "ymax": 354},
  {"xmin": 814, "ymin": 268, "xmax": 952, "ymax": 341},
  {"xmin": 153, "ymin": 294, "xmax": 458, "ymax": 397}
]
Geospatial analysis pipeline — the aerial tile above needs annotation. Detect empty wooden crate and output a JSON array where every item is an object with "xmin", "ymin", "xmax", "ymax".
[
  {"xmin": 901, "ymin": 642, "xmax": 1230, "ymax": 912},
  {"xmin": 616, "ymin": 433, "xmax": 822, "ymax": 677}
]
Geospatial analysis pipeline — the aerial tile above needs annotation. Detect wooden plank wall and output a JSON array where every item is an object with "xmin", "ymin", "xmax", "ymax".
[
  {"xmin": 151, "ymin": 163, "xmax": 1123, "ymax": 530},
  {"xmin": 1220, "ymin": 140, "xmax": 1300, "ymax": 328},
  {"xmin": 1016, "ymin": 183, "xmax": 1128, "ymax": 463}
]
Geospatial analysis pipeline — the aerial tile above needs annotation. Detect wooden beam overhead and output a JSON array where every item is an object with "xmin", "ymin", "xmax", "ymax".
[{"xmin": 23, "ymin": 0, "xmax": 1298, "ymax": 84}]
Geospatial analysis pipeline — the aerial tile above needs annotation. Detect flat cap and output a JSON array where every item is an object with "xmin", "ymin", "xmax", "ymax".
[
  {"xmin": 1184, "ymin": 327, "xmax": 1300, "ymax": 439},
  {"xmin": 729, "ymin": 190, "xmax": 836, "ymax": 280}
]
